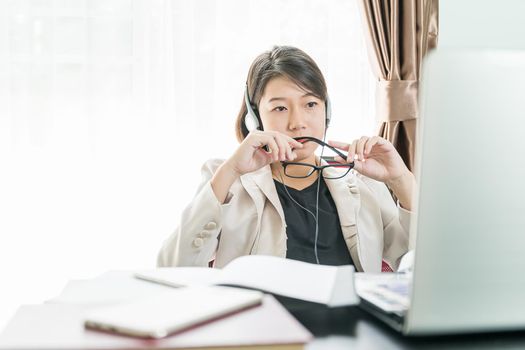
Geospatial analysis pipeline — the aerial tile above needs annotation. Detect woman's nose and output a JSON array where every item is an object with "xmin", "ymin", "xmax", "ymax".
[{"xmin": 288, "ymin": 109, "xmax": 307, "ymax": 131}]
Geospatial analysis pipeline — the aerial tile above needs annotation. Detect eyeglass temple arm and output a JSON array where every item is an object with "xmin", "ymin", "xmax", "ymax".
[{"xmin": 293, "ymin": 136, "xmax": 350, "ymax": 162}]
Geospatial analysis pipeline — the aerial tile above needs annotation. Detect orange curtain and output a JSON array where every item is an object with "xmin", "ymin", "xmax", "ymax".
[{"xmin": 358, "ymin": 0, "xmax": 438, "ymax": 171}]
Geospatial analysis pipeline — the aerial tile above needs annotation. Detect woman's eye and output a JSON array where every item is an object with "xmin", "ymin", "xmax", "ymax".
[
  {"xmin": 306, "ymin": 102, "xmax": 318, "ymax": 108},
  {"xmin": 273, "ymin": 106, "xmax": 287, "ymax": 112}
]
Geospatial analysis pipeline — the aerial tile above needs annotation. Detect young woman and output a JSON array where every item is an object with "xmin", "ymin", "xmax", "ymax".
[{"xmin": 158, "ymin": 46, "xmax": 415, "ymax": 272}]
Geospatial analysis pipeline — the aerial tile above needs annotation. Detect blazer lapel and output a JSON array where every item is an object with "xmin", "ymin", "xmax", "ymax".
[
  {"xmin": 240, "ymin": 165, "xmax": 285, "ymax": 224},
  {"xmin": 323, "ymin": 165, "xmax": 366, "ymax": 271},
  {"xmin": 322, "ymin": 165, "xmax": 360, "ymax": 227}
]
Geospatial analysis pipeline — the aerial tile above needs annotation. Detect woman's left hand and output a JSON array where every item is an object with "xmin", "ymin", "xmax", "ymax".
[
  {"xmin": 328, "ymin": 136, "xmax": 410, "ymax": 184},
  {"xmin": 328, "ymin": 136, "xmax": 415, "ymax": 209}
]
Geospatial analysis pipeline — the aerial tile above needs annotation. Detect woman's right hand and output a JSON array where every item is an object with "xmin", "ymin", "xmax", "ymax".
[
  {"xmin": 211, "ymin": 131, "xmax": 303, "ymax": 204},
  {"xmin": 225, "ymin": 130, "xmax": 304, "ymax": 176}
]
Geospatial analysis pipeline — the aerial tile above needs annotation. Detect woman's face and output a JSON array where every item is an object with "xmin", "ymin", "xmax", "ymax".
[{"xmin": 258, "ymin": 76, "xmax": 326, "ymax": 161}]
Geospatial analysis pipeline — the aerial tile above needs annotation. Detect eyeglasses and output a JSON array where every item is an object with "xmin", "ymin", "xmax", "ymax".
[{"xmin": 282, "ymin": 136, "xmax": 354, "ymax": 179}]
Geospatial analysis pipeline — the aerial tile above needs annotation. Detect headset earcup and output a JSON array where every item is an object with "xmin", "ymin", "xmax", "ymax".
[
  {"xmin": 244, "ymin": 85, "xmax": 263, "ymax": 135},
  {"xmin": 243, "ymin": 111, "xmax": 261, "ymax": 134}
]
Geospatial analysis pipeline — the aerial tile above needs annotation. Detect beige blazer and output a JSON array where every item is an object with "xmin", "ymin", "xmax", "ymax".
[{"xmin": 158, "ymin": 159, "xmax": 412, "ymax": 272}]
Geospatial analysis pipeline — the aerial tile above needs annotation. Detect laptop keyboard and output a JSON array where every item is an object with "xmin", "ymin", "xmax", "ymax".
[
  {"xmin": 355, "ymin": 274, "xmax": 411, "ymax": 315},
  {"xmin": 377, "ymin": 281, "xmax": 410, "ymax": 298}
]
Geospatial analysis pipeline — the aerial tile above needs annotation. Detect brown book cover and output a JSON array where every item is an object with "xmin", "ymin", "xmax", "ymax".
[{"xmin": 0, "ymin": 295, "xmax": 312, "ymax": 350}]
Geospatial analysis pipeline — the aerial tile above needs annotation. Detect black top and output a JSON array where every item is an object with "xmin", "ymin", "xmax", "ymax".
[{"xmin": 274, "ymin": 177, "xmax": 354, "ymax": 266}]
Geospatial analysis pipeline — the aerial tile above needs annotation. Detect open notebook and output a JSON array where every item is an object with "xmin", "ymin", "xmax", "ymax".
[{"xmin": 136, "ymin": 255, "xmax": 358, "ymax": 307}]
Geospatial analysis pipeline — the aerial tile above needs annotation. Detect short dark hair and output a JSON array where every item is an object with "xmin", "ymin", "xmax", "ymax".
[{"xmin": 235, "ymin": 46, "xmax": 328, "ymax": 142}]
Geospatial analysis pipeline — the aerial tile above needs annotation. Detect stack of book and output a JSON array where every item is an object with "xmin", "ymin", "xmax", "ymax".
[{"xmin": 0, "ymin": 255, "xmax": 359, "ymax": 350}]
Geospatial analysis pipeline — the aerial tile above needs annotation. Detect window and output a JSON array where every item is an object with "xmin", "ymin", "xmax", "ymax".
[{"xmin": 0, "ymin": 0, "xmax": 376, "ymax": 330}]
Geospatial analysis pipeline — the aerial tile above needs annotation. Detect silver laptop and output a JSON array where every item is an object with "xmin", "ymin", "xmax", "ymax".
[{"xmin": 356, "ymin": 48, "xmax": 525, "ymax": 335}]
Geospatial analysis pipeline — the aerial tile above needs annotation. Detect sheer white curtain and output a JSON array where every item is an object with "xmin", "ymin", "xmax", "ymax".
[{"xmin": 0, "ymin": 0, "xmax": 375, "ymax": 329}]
